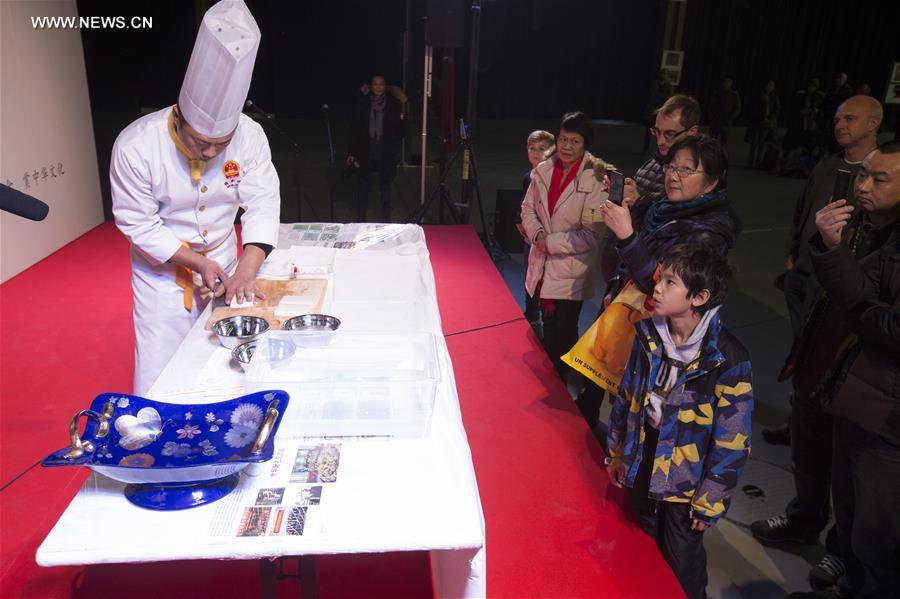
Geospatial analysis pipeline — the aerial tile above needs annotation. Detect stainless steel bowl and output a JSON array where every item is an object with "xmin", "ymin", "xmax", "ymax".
[
  {"xmin": 282, "ymin": 314, "xmax": 341, "ymax": 332},
  {"xmin": 231, "ymin": 340, "xmax": 258, "ymax": 371},
  {"xmin": 212, "ymin": 315, "xmax": 270, "ymax": 349},
  {"xmin": 232, "ymin": 337, "xmax": 296, "ymax": 371}
]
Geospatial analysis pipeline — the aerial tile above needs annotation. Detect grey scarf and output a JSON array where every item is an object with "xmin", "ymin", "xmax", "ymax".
[{"xmin": 369, "ymin": 94, "xmax": 386, "ymax": 140}]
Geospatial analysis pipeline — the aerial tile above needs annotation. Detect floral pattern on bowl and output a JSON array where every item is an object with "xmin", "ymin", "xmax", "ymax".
[{"xmin": 42, "ymin": 390, "xmax": 290, "ymax": 485}]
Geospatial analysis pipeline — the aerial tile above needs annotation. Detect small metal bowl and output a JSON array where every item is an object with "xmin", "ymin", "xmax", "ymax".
[
  {"xmin": 282, "ymin": 314, "xmax": 341, "ymax": 332},
  {"xmin": 232, "ymin": 338, "xmax": 296, "ymax": 371},
  {"xmin": 231, "ymin": 340, "xmax": 258, "ymax": 371},
  {"xmin": 212, "ymin": 315, "xmax": 270, "ymax": 349}
]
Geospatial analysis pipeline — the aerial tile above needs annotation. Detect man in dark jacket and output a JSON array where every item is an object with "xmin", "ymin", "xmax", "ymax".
[
  {"xmin": 799, "ymin": 141, "xmax": 900, "ymax": 599},
  {"xmin": 765, "ymin": 95, "xmax": 883, "ymax": 435},
  {"xmin": 752, "ymin": 102, "xmax": 886, "ymax": 592},
  {"xmin": 752, "ymin": 98, "xmax": 884, "ymax": 591},
  {"xmin": 708, "ymin": 77, "xmax": 742, "ymax": 145},
  {"xmin": 347, "ymin": 74, "xmax": 405, "ymax": 222}
]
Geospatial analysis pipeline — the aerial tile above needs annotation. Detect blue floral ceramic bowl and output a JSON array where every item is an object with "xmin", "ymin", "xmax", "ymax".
[{"xmin": 42, "ymin": 390, "xmax": 290, "ymax": 511}]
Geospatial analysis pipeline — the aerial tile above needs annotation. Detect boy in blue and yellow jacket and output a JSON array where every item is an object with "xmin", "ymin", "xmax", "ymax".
[{"xmin": 606, "ymin": 244, "xmax": 753, "ymax": 599}]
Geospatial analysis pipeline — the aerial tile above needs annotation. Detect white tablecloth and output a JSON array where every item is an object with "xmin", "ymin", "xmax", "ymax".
[{"xmin": 37, "ymin": 224, "xmax": 486, "ymax": 598}]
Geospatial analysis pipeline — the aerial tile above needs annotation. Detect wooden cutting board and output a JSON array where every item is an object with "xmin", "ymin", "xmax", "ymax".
[{"xmin": 204, "ymin": 278, "xmax": 328, "ymax": 330}]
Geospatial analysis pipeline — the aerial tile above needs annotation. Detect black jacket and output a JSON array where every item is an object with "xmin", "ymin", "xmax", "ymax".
[
  {"xmin": 348, "ymin": 92, "xmax": 404, "ymax": 176},
  {"xmin": 608, "ymin": 196, "xmax": 737, "ymax": 299},
  {"xmin": 810, "ymin": 224, "xmax": 900, "ymax": 444}
]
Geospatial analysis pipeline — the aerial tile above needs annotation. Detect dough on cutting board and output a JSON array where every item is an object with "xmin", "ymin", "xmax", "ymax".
[{"xmin": 274, "ymin": 295, "xmax": 317, "ymax": 317}]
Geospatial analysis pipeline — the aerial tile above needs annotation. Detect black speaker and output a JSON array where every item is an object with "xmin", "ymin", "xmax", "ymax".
[
  {"xmin": 426, "ymin": 0, "xmax": 466, "ymax": 48},
  {"xmin": 495, "ymin": 189, "xmax": 525, "ymax": 253}
]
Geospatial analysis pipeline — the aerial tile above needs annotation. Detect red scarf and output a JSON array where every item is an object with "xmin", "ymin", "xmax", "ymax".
[
  {"xmin": 538, "ymin": 156, "xmax": 584, "ymax": 317},
  {"xmin": 547, "ymin": 156, "xmax": 583, "ymax": 216}
]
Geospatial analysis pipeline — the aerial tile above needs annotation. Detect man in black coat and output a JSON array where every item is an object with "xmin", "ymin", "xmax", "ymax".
[
  {"xmin": 347, "ymin": 75, "xmax": 405, "ymax": 222},
  {"xmin": 794, "ymin": 141, "xmax": 900, "ymax": 598}
]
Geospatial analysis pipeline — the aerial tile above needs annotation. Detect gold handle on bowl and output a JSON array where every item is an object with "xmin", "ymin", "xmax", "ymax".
[
  {"xmin": 251, "ymin": 400, "xmax": 280, "ymax": 454},
  {"xmin": 64, "ymin": 402, "xmax": 115, "ymax": 460}
]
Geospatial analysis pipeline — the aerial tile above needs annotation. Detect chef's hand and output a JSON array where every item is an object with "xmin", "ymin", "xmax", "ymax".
[
  {"xmin": 170, "ymin": 246, "xmax": 228, "ymax": 292},
  {"xmin": 601, "ymin": 200, "xmax": 634, "ymax": 240},
  {"xmin": 217, "ymin": 270, "xmax": 264, "ymax": 304},
  {"xmin": 815, "ymin": 199, "xmax": 854, "ymax": 249},
  {"xmin": 195, "ymin": 257, "xmax": 229, "ymax": 293},
  {"xmin": 691, "ymin": 519, "xmax": 709, "ymax": 532},
  {"xmin": 216, "ymin": 245, "xmax": 268, "ymax": 304}
]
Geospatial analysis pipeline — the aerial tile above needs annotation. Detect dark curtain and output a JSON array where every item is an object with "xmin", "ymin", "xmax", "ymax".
[
  {"xmin": 679, "ymin": 0, "xmax": 900, "ymax": 126},
  {"xmin": 78, "ymin": 0, "xmax": 899, "ymax": 122}
]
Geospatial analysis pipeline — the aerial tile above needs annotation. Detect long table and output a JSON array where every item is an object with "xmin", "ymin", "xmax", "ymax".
[{"xmin": 37, "ymin": 223, "xmax": 486, "ymax": 598}]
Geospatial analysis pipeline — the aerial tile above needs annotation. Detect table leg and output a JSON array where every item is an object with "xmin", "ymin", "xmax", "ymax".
[
  {"xmin": 260, "ymin": 558, "xmax": 278, "ymax": 599},
  {"xmin": 259, "ymin": 556, "xmax": 318, "ymax": 599},
  {"xmin": 300, "ymin": 556, "xmax": 319, "ymax": 599}
]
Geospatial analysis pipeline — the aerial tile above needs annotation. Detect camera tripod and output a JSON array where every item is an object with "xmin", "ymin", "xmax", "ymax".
[{"xmin": 407, "ymin": 120, "xmax": 498, "ymax": 258}]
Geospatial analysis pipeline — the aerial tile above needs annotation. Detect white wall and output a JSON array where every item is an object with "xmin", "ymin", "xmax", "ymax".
[{"xmin": 0, "ymin": 0, "xmax": 104, "ymax": 283}]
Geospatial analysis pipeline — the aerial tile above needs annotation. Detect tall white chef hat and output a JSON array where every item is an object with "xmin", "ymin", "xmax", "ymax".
[{"xmin": 178, "ymin": 0, "xmax": 261, "ymax": 138}]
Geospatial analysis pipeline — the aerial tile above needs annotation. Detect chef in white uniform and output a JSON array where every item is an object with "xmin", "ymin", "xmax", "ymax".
[{"xmin": 111, "ymin": 0, "xmax": 280, "ymax": 395}]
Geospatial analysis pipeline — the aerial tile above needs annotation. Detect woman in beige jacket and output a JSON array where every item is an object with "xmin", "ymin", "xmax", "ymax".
[{"xmin": 521, "ymin": 111, "xmax": 609, "ymax": 376}]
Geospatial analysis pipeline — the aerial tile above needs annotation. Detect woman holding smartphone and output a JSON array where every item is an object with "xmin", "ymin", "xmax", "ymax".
[{"xmin": 601, "ymin": 135, "xmax": 736, "ymax": 301}]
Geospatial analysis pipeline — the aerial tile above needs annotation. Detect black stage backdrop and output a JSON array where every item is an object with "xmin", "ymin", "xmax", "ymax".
[
  {"xmin": 75, "ymin": 0, "xmax": 897, "ymax": 218},
  {"xmin": 76, "ymin": 0, "xmax": 897, "ymax": 123}
]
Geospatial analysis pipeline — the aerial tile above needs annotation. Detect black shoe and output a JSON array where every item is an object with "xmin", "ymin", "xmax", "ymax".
[
  {"xmin": 750, "ymin": 515, "xmax": 819, "ymax": 544},
  {"xmin": 809, "ymin": 553, "xmax": 846, "ymax": 591},
  {"xmin": 762, "ymin": 422, "xmax": 791, "ymax": 446}
]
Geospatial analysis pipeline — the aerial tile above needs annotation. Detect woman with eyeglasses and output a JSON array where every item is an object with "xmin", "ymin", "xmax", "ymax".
[
  {"xmin": 521, "ymin": 111, "xmax": 609, "ymax": 378},
  {"xmin": 600, "ymin": 134, "xmax": 736, "ymax": 308}
]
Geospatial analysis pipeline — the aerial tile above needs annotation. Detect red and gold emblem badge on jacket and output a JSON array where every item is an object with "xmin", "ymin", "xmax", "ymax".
[{"xmin": 223, "ymin": 160, "xmax": 241, "ymax": 188}]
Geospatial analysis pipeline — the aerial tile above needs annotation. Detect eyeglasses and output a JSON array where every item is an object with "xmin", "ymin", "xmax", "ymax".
[
  {"xmin": 650, "ymin": 127, "xmax": 687, "ymax": 142},
  {"xmin": 663, "ymin": 164, "xmax": 704, "ymax": 178}
]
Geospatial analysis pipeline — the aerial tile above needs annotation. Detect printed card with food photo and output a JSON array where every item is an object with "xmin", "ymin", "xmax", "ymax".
[
  {"xmin": 237, "ymin": 507, "xmax": 272, "ymax": 537},
  {"xmin": 269, "ymin": 507, "xmax": 309, "ymax": 536},
  {"xmin": 255, "ymin": 487, "xmax": 285, "ymax": 506},
  {"xmin": 294, "ymin": 485, "xmax": 323, "ymax": 506},
  {"xmin": 290, "ymin": 444, "xmax": 341, "ymax": 483}
]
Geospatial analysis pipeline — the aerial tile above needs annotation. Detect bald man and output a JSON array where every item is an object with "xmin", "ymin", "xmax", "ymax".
[{"xmin": 754, "ymin": 96, "xmax": 884, "ymax": 589}]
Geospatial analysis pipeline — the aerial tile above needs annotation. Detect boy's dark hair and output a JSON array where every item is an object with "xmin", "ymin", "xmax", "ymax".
[
  {"xmin": 667, "ymin": 134, "xmax": 729, "ymax": 191},
  {"xmin": 660, "ymin": 244, "xmax": 732, "ymax": 313},
  {"xmin": 558, "ymin": 111, "xmax": 594, "ymax": 148}
]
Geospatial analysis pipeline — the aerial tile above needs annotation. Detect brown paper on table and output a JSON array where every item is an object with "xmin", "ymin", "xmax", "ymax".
[{"xmin": 204, "ymin": 278, "xmax": 328, "ymax": 330}]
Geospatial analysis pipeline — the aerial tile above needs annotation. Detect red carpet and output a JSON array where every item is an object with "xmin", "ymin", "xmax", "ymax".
[
  {"xmin": 1, "ymin": 222, "xmax": 682, "ymax": 598},
  {"xmin": 427, "ymin": 226, "xmax": 684, "ymax": 598}
]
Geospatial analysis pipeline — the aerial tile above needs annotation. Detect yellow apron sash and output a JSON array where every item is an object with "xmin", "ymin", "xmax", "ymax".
[{"xmin": 174, "ymin": 233, "xmax": 233, "ymax": 312}]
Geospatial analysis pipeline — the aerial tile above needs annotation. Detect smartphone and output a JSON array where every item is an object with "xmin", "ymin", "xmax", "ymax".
[
  {"xmin": 831, "ymin": 169, "xmax": 852, "ymax": 203},
  {"xmin": 608, "ymin": 170, "xmax": 625, "ymax": 205}
]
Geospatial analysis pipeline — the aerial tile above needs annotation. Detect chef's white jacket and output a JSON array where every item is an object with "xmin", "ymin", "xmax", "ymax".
[{"xmin": 111, "ymin": 107, "xmax": 280, "ymax": 395}]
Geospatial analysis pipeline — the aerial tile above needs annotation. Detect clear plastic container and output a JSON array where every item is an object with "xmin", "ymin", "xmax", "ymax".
[{"xmin": 244, "ymin": 331, "xmax": 441, "ymax": 438}]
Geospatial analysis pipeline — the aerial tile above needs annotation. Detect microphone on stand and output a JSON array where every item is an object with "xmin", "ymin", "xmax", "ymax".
[
  {"xmin": 245, "ymin": 99, "xmax": 273, "ymax": 119},
  {"xmin": 0, "ymin": 184, "xmax": 49, "ymax": 221}
]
